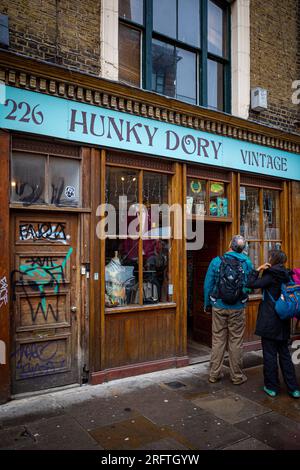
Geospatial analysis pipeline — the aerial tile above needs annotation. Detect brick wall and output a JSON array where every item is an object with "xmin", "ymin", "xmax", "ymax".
[
  {"xmin": 249, "ymin": 0, "xmax": 300, "ymax": 133},
  {"xmin": 0, "ymin": 0, "xmax": 101, "ymax": 75}
]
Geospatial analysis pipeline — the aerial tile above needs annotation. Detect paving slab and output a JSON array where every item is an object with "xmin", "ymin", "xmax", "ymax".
[
  {"xmin": 222, "ymin": 437, "xmax": 273, "ymax": 450},
  {"xmin": 190, "ymin": 389, "xmax": 270, "ymax": 424},
  {"xmin": 165, "ymin": 411, "xmax": 249, "ymax": 450},
  {"xmin": 64, "ymin": 395, "xmax": 140, "ymax": 431},
  {"xmin": 119, "ymin": 384, "xmax": 208, "ymax": 426},
  {"xmin": 24, "ymin": 415, "xmax": 101, "ymax": 450},
  {"xmin": 88, "ymin": 415, "xmax": 191, "ymax": 450},
  {"xmin": 236, "ymin": 411, "xmax": 300, "ymax": 450}
]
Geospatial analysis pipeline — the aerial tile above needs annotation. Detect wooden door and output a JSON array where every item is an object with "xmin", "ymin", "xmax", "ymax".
[
  {"xmin": 10, "ymin": 212, "xmax": 80, "ymax": 394},
  {"xmin": 192, "ymin": 223, "xmax": 223, "ymax": 346}
]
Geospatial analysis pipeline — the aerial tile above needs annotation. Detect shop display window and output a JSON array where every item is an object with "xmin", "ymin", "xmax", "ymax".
[
  {"xmin": 105, "ymin": 166, "xmax": 171, "ymax": 308},
  {"xmin": 240, "ymin": 185, "xmax": 282, "ymax": 268},
  {"xmin": 186, "ymin": 177, "xmax": 228, "ymax": 217}
]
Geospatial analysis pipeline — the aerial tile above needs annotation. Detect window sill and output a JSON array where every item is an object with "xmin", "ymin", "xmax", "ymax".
[
  {"xmin": 186, "ymin": 215, "xmax": 232, "ymax": 223},
  {"xmin": 9, "ymin": 203, "xmax": 91, "ymax": 213},
  {"xmin": 105, "ymin": 302, "xmax": 177, "ymax": 314}
]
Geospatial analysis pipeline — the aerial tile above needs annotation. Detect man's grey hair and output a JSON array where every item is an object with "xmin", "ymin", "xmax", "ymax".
[{"xmin": 230, "ymin": 235, "xmax": 246, "ymax": 253}]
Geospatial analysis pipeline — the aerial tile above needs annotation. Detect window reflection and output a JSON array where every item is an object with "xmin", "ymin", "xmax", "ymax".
[
  {"xmin": 119, "ymin": 0, "xmax": 144, "ymax": 25},
  {"xmin": 153, "ymin": 0, "xmax": 176, "ymax": 38},
  {"xmin": 207, "ymin": 59, "xmax": 224, "ymax": 111},
  {"xmin": 240, "ymin": 187, "xmax": 260, "ymax": 239},
  {"xmin": 11, "ymin": 152, "xmax": 46, "ymax": 204},
  {"xmin": 208, "ymin": 0, "xmax": 225, "ymax": 57}
]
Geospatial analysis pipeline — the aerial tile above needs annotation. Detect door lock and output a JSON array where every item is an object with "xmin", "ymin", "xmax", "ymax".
[{"xmin": 71, "ymin": 306, "xmax": 77, "ymax": 313}]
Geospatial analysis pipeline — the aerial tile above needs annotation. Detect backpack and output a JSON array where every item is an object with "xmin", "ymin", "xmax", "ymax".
[
  {"xmin": 265, "ymin": 281, "xmax": 300, "ymax": 320},
  {"xmin": 210, "ymin": 255, "xmax": 248, "ymax": 305}
]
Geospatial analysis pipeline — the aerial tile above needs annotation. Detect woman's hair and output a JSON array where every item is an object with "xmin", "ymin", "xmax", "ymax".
[{"xmin": 269, "ymin": 249, "xmax": 287, "ymax": 266}]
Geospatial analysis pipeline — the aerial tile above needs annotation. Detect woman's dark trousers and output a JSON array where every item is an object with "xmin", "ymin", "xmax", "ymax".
[{"xmin": 261, "ymin": 337, "xmax": 299, "ymax": 392}]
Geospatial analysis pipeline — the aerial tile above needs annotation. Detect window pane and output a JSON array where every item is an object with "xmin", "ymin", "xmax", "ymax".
[
  {"xmin": 263, "ymin": 190, "xmax": 281, "ymax": 239},
  {"xmin": 207, "ymin": 59, "xmax": 224, "ymax": 111},
  {"xmin": 176, "ymin": 47, "xmax": 197, "ymax": 104},
  {"xmin": 152, "ymin": 39, "xmax": 176, "ymax": 98},
  {"xmin": 119, "ymin": 23, "xmax": 141, "ymax": 87},
  {"xmin": 106, "ymin": 167, "xmax": 139, "ymax": 235},
  {"xmin": 240, "ymin": 187, "xmax": 260, "ymax": 239},
  {"xmin": 143, "ymin": 240, "xmax": 170, "ymax": 303},
  {"xmin": 153, "ymin": 0, "xmax": 176, "ymax": 38},
  {"xmin": 49, "ymin": 157, "xmax": 80, "ymax": 206},
  {"xmin": 143, "ymin": 172, "xmax": 169, "ymax": 232},
  {"xmin": 247, "ymin": 241, "xmax": 261, "ymax": 268},
  {"xmin": 119, "ymin": 0, "xmax": 144, "ymax": 25},
  {"xmin": 208, "ymin": 0, "xmax": 225, "ymax": 57},
  {"xmin": 105, "ymin": 239, "xmax": 139, "ymax": 306},
  {"xmin": 209, "ymin": 181, "xmax": 227, "ymax": 217},
  {"xmin": 178, "ymin": 0, "xmax": 200, "ymax": 47},
  {"xmin": 11, "ymin": 152, "xmax": 46, "ymax": 204},
  {"xmin": 187, "ymin": 178, "xmax": 206, "ymax": 215}
]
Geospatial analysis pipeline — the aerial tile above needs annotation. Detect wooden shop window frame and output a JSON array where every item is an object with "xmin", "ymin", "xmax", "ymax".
[
  {"xmin": 103, "ymin": 150, "xmax": 178, "ymax": 313},
  {"xmin": 186, "ymin": 164, "xmax": 233, "ymax": 222},
  {"xmin": 238, "ymin": 174, "xmax": 286, "ymax": 300},
  {"xmin": 9, "ymin": 135, "xmax": 91, "ymax": 211}
]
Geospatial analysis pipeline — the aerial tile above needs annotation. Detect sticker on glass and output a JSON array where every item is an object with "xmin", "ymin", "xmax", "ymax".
[{"xmin": 65, "ymin": 186, "xmax": 75, "ymax": 199}]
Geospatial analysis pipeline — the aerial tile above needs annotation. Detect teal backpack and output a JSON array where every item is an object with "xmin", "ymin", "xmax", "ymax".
[{"xmin": 265, "ymin": 281, "xmax": 300, "ymax": 320}]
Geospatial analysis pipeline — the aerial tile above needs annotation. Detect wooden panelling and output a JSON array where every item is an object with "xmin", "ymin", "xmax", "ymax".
[
  {"xmin": 107, "ymin": 151, "xmax": 175, "ymax": 174},
  {"xmin": 104, "ymin": 309, "xmax": 176, "ymax": 369},
  {"xmin": 187, "ymin": 164, "xmax": 232, "ymax": 182},
  {"xmin": 0, "ymin": 131, "xmax": 10, "ymax": 403},
  {"xmin": 240, "ymin": 173, "xmax": 283, "ymax": 189},
  {"xmin": 12, "ymin": 136, "xmax": 80, "ymax": 158},
  {"xmin": 244, "ymin": 299, "xmax": 261, "ymax": 344}
]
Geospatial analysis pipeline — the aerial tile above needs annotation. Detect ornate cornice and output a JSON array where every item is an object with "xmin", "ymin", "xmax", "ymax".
[{"xmin": 1, "ymin": 49, "xmax": 300, "ymax": 155}]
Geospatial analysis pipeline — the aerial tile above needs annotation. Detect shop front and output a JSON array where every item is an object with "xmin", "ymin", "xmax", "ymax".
[{"xmin": 1, "ymin": 62, "xmax": 300, "ymax": 400}]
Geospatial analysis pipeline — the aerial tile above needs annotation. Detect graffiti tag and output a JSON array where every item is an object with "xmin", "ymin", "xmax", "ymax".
[
  {"xmin": 19, "ymin": 222, "xmax": 69, "ymax": 244},
  {"xmin": 11, "ymin": 247, "xmax": 73, "ymax": 323},
  {"xmin": 0, "ymin": 276, "xmax": 8, "ymax": 308}
]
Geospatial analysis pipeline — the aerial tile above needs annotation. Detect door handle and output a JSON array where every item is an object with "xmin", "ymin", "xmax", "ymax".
[{"xmin": 71, "ymin": 306, "xmax": 77, "ymax": 313}]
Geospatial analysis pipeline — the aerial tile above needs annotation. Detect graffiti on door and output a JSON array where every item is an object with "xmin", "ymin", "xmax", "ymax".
[
  {"xmin": 0, "ymin": 276, "xmax": 8, "ymax": 308},
  {"xmin": 19, "ymin": 222, "xmax": 69, "ymax": 244},
  {"xmin": 11, "ymin": 247, "xmax": 73, "ymax": 323}
]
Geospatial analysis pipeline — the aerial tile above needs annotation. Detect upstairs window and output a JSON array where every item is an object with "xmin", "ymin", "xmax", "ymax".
[{"xmin": 119, "ymin": 0, "xmax": 231, "ymax": 112}]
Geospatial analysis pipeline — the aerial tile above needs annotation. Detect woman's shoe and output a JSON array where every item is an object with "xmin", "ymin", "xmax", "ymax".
[
  {"xmin": 263, "ymin": 386, "xmax": 277, "ymax": 397},
  {"xmin": 289, "ymin": 390, "xmax": 300, "ymax": 399}
]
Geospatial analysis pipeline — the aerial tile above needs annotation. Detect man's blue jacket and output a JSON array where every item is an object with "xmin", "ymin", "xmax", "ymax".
[{"xmin": 204, "ymin": 251, "xmax": 253, "ymax": 310}]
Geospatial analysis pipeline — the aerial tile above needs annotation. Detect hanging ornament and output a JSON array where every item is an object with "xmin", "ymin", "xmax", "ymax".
[{"xmin": 190, "ymin": 180, "xmax": 202, "ymax": 194}]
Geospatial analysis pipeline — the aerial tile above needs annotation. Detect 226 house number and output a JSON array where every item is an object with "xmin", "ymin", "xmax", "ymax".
[{"xmin": 4, "ymin": 99, "xmax": 44, "ymax": 125}]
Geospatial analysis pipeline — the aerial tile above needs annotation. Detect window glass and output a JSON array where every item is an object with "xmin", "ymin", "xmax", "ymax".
[
  {"xmin": 105, "ymin": 239, "xmax": 139, "ymax": 307},
  {"xmin": 209, "ymin": 181, "xmax": 227, "ymax": 217},
  {"xmin": 153, "ymin": 0, "xmax": 176, "ymax": 38},
  {"xmin": 208, "ymin": 0, "xmax": 225, "ymax": 57},
  {"xmin": 152, "ymin": 39, "xmax": 176, "ymax": 98},
  {"xmin": 143, "ymin": 239, "xmax": 169, "ymax": 303},
  {"xmin": 240, "ymin": 187, "xmax": 260, "ymax": 239},
  {"xmin": 247, "ymin": 241, "xmax": 261, "ymax": 270},
  {"xmin": 49, "ymin": 157, "xmax": 80, "ymax": 206},
  {"xmin": 106, "ymin": 167, "xmax": 139, "ymax": 235},
  {"xmin": 186, "ymin": 178, "xmax": 206, "ymax": 215},
  {"xmin": 207, "ymin": 59, "xmax": 224, "ymax": 111},
  {"xmin": 263, "ymin": 190, "xmax": 280, "ymax": 240},
  {"xmin": 178, "ymin": 0, "xmax": 200, "ymax": 47},
  {"xmin": 176, "ymin": 47, "xmax": 197, "ymax": 104},
  {"xmin": 119, "ymin": 23, "xmax": 141, "ymax": 87},
  {"xmin": 119, "ymin": 0, "xmax": 144, "ymax": 25},
  {"xmin": 11, "ymin": 152, "xmax": 46, "ymax": 204}
]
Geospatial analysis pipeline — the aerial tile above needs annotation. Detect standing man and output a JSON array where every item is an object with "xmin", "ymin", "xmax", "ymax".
[{"xmin": 204, "ymin": 235, "xmax": 253, "ymax": 384}]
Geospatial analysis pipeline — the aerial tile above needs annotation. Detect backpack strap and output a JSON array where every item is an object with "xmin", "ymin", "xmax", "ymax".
[{"xmin": 264, "ymin": 288, "xmax": 276, "ymax": 303}]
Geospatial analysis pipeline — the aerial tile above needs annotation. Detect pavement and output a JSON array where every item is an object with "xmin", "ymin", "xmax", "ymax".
[{"xmin": 1, "ymin": 351, "xmax": 300, "ymax": 450}]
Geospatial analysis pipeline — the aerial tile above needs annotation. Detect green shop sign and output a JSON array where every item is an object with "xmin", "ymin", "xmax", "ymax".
[{"xmin": 0, "ymin": 85, "xmax": 299, "ymax": 180}]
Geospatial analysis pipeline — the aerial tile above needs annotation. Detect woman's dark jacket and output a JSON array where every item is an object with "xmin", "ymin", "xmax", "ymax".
[{"xmin": 246, "ymin": 264, "xmax": 292, "ymax": 341}]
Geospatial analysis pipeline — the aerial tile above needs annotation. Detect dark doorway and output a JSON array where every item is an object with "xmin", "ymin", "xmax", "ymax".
[{"xmin": 187, "ymin": 222, "xmax": 224, "ymax": 363}]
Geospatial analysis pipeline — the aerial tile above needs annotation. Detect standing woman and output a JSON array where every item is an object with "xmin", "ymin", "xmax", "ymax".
[{"xmin": 247, "ymin": 250, "xmax": 300, "ymax": 398}]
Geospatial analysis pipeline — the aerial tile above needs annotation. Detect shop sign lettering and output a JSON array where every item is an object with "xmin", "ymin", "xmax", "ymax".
[{"xmin": 1, "ymin": 86, "xmax": 299, "ymax": 181}]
